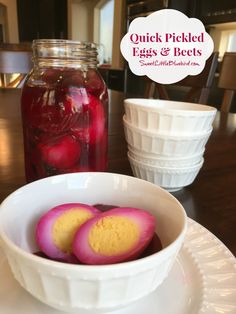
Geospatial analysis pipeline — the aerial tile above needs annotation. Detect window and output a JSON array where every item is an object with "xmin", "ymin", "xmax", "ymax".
[
  {"xmin": 95, "ymin": 0, "xmax": 114, "ymax": 65},
  {"xmin": 227, "ymin": 32, "xmax": 236, "ymax": 52},
  {"xmin": 209, "ymin": 23, "xmax": 236, "ymax": 60}
]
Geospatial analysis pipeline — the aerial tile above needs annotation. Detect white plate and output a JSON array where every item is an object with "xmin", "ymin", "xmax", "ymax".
[{"xmin": 0, "ymin": 219, "xmax": 235, "ymax": 314}]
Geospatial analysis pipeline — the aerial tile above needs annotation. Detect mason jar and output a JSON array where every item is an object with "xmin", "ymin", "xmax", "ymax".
[{"xmin": 21, "ymin": 39, "xmax": 108, "ymax": 182}]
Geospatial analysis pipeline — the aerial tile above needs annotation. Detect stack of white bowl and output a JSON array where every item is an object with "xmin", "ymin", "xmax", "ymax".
[{"xmin": 123, "ymin": 98, "xmax": 217, "ymax": 192}]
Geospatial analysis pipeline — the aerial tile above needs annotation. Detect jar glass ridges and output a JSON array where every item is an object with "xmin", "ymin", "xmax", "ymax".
[{"xmin": 21, "ymin": 39, "xmax": 108, "ymax": 182}]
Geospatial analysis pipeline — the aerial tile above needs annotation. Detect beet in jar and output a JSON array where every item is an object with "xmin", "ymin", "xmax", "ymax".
[{"xmin": 21, "ymin": 40, "xmax": 108, "ymax": 182}]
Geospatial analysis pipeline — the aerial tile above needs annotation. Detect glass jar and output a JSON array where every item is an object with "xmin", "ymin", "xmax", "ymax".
[{"xmin": 21, "ymin": 39, "xmax": 108, "ymax": 182}]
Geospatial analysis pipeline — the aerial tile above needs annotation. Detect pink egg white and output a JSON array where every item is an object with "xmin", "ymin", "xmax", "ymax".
[
  {"xmin": 35, "ymin": 203, "xmax": 100, "ymax": 263},
  {"xmin": 72, "ymin": 207, "xmax": 156, "ymax": 265}
]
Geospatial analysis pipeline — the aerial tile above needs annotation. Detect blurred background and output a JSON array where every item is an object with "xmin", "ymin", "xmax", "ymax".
[{"xmin": 0, "ymin": 0, "xmax": 236, "ymax": 111}]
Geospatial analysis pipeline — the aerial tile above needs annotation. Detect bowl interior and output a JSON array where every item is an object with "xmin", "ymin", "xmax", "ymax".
[
  {"xmin": 0, "ymin": 173, "xmax": 186, "ymax": 259},
  {"xmin": 124, "ymin": 98, "xmax": 217, "ymax": 114}
]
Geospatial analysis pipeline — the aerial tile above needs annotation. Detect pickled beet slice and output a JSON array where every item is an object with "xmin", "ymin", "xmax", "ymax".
[
  {"xmin": 22, "ymin": 87, "xmax": 90, "ymax": 134},
  {"xmin": 85, "ymin": 69, "xmax": 104, "ymax": 93},
  {"xmin": 88, "ymin": 130, "xmax": 108, "ymax": 171},
  {"xmin": 35, "ymin": 203, "xmax": 100, "ymax": 263},
  {"xmin": 73, "ymin": 111, "xmax": 104, "ymax": 143},
  {"xmin": 139, "ymin": 233, "xmax": 163, "ymax": 258},
  {"xmin": 38, "ymin": 135, "xmax": 81, "ymax": 169},
  {"xmin": 93, "ymin": 204, "xmax": 117, "ymax": 212},
  {"xmin": 61, "ymin": 71, "xmax": 85, "ymax": 88},
  {"xmin": 72, "ymin": 207, "xmax": 156, "ymax": 265},
  {"xmin": 71, "ymin": 94, "xmax": 105, "ymax": 144},
  {"xmin": 41, "ymin": 68, "xmax": 63, "ymax": 84}
]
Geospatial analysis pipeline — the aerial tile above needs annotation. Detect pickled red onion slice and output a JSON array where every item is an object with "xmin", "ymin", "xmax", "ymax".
[
  {"xmin": 35, "ymin": 203, "xmax": 100, "ymax": 262},
  {"xmin": 72, "ymin": 207, "xmax": 156, "ymax": 265}
]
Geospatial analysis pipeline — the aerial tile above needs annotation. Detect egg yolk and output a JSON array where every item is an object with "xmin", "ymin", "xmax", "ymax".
[
  {"xmin": 88, "ymin": 216, "xmax": 140, "ymax": 256},
  {"xmin": 53, "ymin": 208, "xmax": 93, "ymax": 253}
]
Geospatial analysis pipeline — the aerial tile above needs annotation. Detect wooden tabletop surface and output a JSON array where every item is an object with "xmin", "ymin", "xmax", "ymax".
[{"xmin": 0, "ymin": 88, "xmax": 235, "ymax": 256}]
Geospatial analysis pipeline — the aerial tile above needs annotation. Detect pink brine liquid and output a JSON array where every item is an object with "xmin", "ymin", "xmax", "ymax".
[{"xmin": 21, "ymin": 68, "xmax": 108, "ymax": 182}]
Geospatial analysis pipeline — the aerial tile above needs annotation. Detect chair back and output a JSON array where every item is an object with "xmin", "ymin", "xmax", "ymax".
[
  {"xmin": 145, "ymin": 52, "xmax": 219, "ymax": 105},
  {"xmin": 0, "ymin": 50, "xmax": 33, "ymax": 88},
  {"xmin": 0, "ymin": 43, "xmax": 32, "ymax": 51},
  {"xmin": 218, "ymin": 52, "xmax": 236, "ymax": 112}
]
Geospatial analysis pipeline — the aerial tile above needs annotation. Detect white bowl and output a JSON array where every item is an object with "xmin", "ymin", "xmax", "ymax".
[
  {"xmin": 123, "ymin": 115, "xmax": 212, "ymax": 156},
  {"xmin": 128, "ymin": 154, "xmax": 204, "ymax": 192},
  {"xmin": 128, "ymin": 145, "xmax": 204, "ymax": 168},
  {"xmin": 0, "ymin": 172, "xmax": 187, "ymax": 313},
  {"xmin": 124, "ymin": 98, "xmax": 217, "ymax": 135}
]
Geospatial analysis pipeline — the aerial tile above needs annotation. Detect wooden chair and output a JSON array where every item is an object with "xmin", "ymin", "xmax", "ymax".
[
  {"xmin": 0, "ymin": 43, "xmax": 32, "ymax": 51},
  {"xmin": 145, "ymin": 52, "xmax": 219, "ymax": 105},
  {"xmin": 0, "ymin": 50, "xmax": 33, "ymax": 88},
  {"xmin": 218, "ymin": 52, "xmax": 236, "ymax": 112}
]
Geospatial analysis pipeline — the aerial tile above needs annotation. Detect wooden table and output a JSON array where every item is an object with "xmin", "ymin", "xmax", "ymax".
[{"xmin": 0, "ymin": 89, "xmax": 236, "ymax": 256}]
